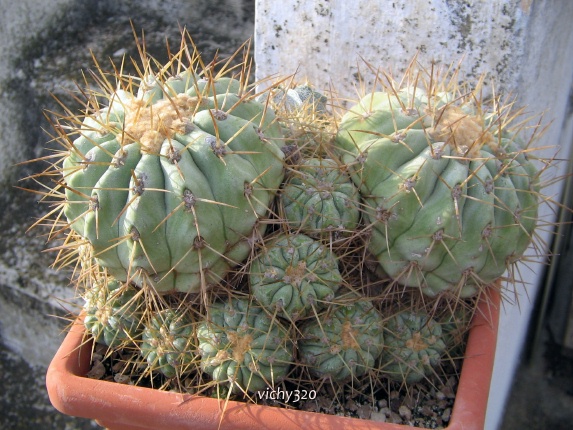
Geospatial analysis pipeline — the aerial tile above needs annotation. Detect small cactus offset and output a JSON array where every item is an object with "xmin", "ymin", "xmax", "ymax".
[
  {"xmin": 83, "ymin": 277, "xmax": 143, "ymax": 348},
  {"xmin": 334, "ymin": 64, "xmax": 541, "ymax": 298},
  {"xmin": 258, "ymin": 84, "xmax": 329, "ymax": 115},
  {"xmin": 140, "ymin": 307, "xmax": 197, "ymax": 379},
  {"xmin": 197, "ymin": 298, "xmax": 293, "ymax": 393},
  {"xmin": 298, "ymin": 298, "xmax": 385, "ymax": 381},
  {"xmin": 281, "ymin": 157, "xmax": 360, "ymax": 238},
  {"xmin": 379, "ymin": 310, "xmax": 446, "ymax": 384},
  {"xmin": 249, "ymin": 232, "xmax": 342, "ymax": 320}
]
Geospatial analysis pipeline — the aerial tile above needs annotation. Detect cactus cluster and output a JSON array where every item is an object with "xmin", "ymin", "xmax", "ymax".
[{"xmin": 24, "ymin": 30, "xmax": 557, "ymax": 415}]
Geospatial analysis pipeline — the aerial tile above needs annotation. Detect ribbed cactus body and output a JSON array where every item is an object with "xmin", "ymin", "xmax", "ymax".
[
  {"xmin": 380, "ymin": 311, "xmax": 446, "ymax": 384},
  {"xmin": 197, "ymin": 298, "xmax": 293, "ymax": 392},
  {"xmin": 249, "ymin": 233, "xmax": 342, "ymax": 320},
  {"xmin": 140, "ymin": 308, "xmax": 196, "ymax": 378},
  {"xmin": 281, "ymin": 158, "xmax": 360, "ymax": 237},
  {"xmin": 335, "ymin": 86, "xmax": 539, "ymax": 297},
  {"xmin": 298, "ymin": 300, "xmax": 384, "ymax": 381},
  {"xmin": 62, "ymin": 71, "xmax": 285, "ymax": 293}
]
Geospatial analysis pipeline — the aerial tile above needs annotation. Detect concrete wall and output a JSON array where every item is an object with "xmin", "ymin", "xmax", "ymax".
[{"xmin": 255, "ymin": 1, "xmax": 573, "ymax": 429}]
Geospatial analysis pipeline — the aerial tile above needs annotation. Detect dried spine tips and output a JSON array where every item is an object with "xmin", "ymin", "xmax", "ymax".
[
  {"xmin": 430, "ymin": 105, "xmax": 495, "ymax": 157},
  {"xmin": 123, "ymin": 93, "xmax": 200, "ymax": 154}
]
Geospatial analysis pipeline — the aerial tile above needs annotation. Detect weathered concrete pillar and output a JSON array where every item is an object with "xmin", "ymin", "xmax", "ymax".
[{"xmin": 255, "ymin": 1, "xmax": 573, "ymax": 428}]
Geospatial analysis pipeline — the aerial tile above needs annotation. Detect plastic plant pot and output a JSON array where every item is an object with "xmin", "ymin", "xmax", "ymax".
[{"xmin": 46, "ymin": 288, "xmax": 500, "ymax": 430}]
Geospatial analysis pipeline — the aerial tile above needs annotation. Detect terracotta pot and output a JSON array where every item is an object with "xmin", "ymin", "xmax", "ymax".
[{"xmin": 46, "ymin": 289, "xmax": 499, "ymax": 430}]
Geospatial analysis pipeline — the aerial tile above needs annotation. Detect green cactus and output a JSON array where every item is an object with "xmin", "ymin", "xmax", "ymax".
[
  {"xmin": 379, "ymin": 310, "xmax": 446, "ymax": 384},
  {"xmin": 140, "ymin": 308, "xmax": 197, "ymax": 379},
  {"xmin": 249, "ymin": 233, "xmax": 342, "ymax": 320},
  {"xmin": 83, "ymin": 277, "xmax": 143, "ymax": 348},
  {"xmin": 257, "ymin": 83, "xmax": 332, "ymax": 164},
  {"xmin": 197, "ymin": 298, "xmax": 293, "ymax": 393},
  {"xmin": 51, "ymin": 44, "xmax": 285, "ymax": 294},
  {"xmin": 440, "ymin": 304, "xmax": 473, "ymax": 352},
  {"xmin": 298, "ymin": 299, "xmax": 384, "ymax": 381},
  {"xmin": 258, "ymin": 84, "xmax": 328, "ymax": 115},
  {"xmin": 335, "ymin": 68, "xmax": 540, "ymax": 298},
  {"xmin": 281, "ymin": 158, "xmax": 360, "ymax": 238}
]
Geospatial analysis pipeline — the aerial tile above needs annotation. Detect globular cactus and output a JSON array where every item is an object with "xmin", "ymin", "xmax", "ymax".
[
  {"xmin": 45, "ymin": 37, "xmax": 286, "ymax": 294},
  {"xmin": 258, "ymin": 84, "xmax": 328, "ymax": 115},
  {"xmin": 281, "ymin": 158, "xmax": 360, "ymax": 238},
  {"xmin": 440, "ymin": 304, "xmax": 473, "ymax": 353},
  {"xmin": 249, "ymin": 233, "xmax": 342, "ymax": 320},
  {"xmin": 197, "ymin": 298, "xmax": 293, "ymax": 393},
  {"xmin": 83, "ymin": 277, "xmax": 143, "ymax": 348},
  {"xmin": 379, "ymin": 310, "xmax": 446, "ymax": 384},
  {"xmin": 298, "ymin": 299, "xmax": 384, "ymax": 381},
  {"xmin": 258, "ymin": 83, "xmax": 331, "ymax": 163},
  {"xmin": 335, "ymin": 65, "xmax": 540, "ymax": 298},
  {"xmin": 140, "ymin": 308, "xmax": 197, "ymax": 379}
]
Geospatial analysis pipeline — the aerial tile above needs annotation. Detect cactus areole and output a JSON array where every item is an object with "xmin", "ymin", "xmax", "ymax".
[
  {"xmin": 335, "ymin": 83, "xmax": 540, "ymax": 297},
  {"xmin": 61, "ymin": 69, "xmax": 286, "ymax": 294}
]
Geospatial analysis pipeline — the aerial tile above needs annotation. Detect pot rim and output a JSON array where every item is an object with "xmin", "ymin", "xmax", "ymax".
[{"xmin": 46, "ymin": 288, "xmax": 500, "ymax": 430}]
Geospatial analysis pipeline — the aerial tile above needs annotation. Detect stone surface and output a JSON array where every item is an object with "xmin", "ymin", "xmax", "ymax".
[
  {"xmin": 0, "ymin": 341, "xmax": 98, "ymax": 430},
  {"xmin": 255, "ymin": 0, "xmax": 532, "ymax": 98}
]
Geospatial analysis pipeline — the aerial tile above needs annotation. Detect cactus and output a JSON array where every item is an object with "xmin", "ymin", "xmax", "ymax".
[
  {"xmin": 197, "ymin": 298, "xmax": 293, "ymax": 393},
  {"xmin": 440, "ymin": 303, "xmax": 473, "ymax": 353},
  {"xmin": 258, "ymin": 83, "xmax": 332, "ymax": 165},
  {"xmin": 41, "ymin": 37, "xmax": 286, "ymax": 294},
  {"xmin": 249, "ymin": 232, "xmax": 342, "ymax": 320},
  {"xmin": 298, "ymin": 298, "xmax": 384, "ymax": 381},
  {"xmin": 258, "ymin": 84, "xmax": 328, "ymax": 115},
  {"xmin": 140, "ymin": 308, "xmax": 197, "ymax": 378},
  {"xmin": 281, "ymin": 158, "xmax": 360, "ymax": 238},
  {"xmin": 83, "ymin": 277, "xmax": 143, "ymax": 348},
  {"xmin": 379, "ymin": 310, "xmax": 446, "ymax": 384},
  {"xmin": 334, "ymin": 65, "xmax": 540, "ymax": 298}
]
